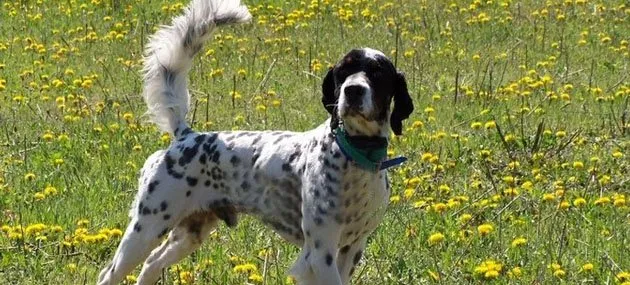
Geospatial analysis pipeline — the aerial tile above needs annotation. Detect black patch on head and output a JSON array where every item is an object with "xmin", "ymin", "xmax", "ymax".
[
  {"xmin": 186, "ymin": 176, "xmax": 198, "ymax": 186},
  {"xmin": 160, "ymin": 201, "xmax": 168, "ymax": 211},
  {"xmin": 321, "ymin": 67, "xmax": 339, "ymax": 128},
  {"xmin": 199, "ymin": 153, "xmax": 207, "ymax": 164},
  {"xmin": 133, "ymin": 222, "xmax": 142, "ymax": 232},
  {"xmin": 204, "ymin": 180, "xmax": 211, "ymax": 186},
  {"xmin": 163, "ymin": 214, "xmax": 171, "ymax": 220},
  {"xmin": 390, "ymin": 72, "xmax": 414, "ymax": 135},
  {"xmin": 325, "ymin": 253, "xmax": 333, "ymax": 266},
  {"xmin": 186, "ymin": 190, "xmax": 192, "ymax": 197},
  {"xmin": 142, "ymin": 207, "xmax": 151, "ymax": 216}
]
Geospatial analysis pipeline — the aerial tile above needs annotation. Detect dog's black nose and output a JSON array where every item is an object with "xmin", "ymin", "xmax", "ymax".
[{"xmin": 344, "ymin": 85, "xmax": 366, "ymax": 105}]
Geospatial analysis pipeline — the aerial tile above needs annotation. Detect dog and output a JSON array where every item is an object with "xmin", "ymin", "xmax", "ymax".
[{"xmin": 97, "ymin": 0, "xmax": 413, "ymax": 284}]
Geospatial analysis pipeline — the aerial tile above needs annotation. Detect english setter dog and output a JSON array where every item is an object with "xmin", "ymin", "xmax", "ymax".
[{"xmin": 97, "ymin": 0, "xmax": 413, "ymax": 284}]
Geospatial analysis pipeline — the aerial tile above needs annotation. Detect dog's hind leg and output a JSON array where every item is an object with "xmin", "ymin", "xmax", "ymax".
[
  {"xmin": 135, "ymin": 211, "xmax": 218, "ymax": 285},
  {"xmin": 97, "ymin": 214, "xmax": 171, "ymax": 285}
]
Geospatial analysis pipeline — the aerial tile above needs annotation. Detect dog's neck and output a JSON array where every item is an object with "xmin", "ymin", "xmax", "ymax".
[{"xmin": 337, "ymin": 117, "xmax": 390, "ymax": 139}]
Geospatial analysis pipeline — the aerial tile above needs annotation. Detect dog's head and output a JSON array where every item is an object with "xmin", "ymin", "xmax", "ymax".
[{"xmin": 322, "ymin": 48, "xmax": 414, "ymax": 137}]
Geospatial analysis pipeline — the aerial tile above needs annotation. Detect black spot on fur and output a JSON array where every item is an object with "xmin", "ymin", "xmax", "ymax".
[
  {"xmin": 252, "ymin": 135, "xmax": 261, "ymax": 145},
  {"xmin": 204, "ymin": 180, "xmax": 211, "ymax": 186},
  {"xmin": 230, "ymin": 155, "xmax": 241, "ymax": 166},
  {"xmin": 314, "ymin": 240, "xmax": 321, "ymax": 249},
  {"xmin": 349, "ymin": 266, "xmax": 355, "ymax": 276},
  {"xmin": 325, "ymin": 173, "xmax": 339, "ymax": 183},
  {"xmin": 314, "ymin": 216, "xmax": 323, "ymax": 225},
  {"xmin": 325, "ymin": 185, "xmax": 337, "ymax": 196},
  {"xmin": 199, "ymin": 153, "xmax": 207, "ymax": 164},
  {"xmin": 353, "ymin": 251, "xmax": 362, "ymax": 265},
  {"xmin": 165, "ymin": 154, "xmax": 184, "ymax": 179},
  {"xmin": 251, "ymin": 153, "xmax": 260, "ymax": 165},
  {"xmin": 241, "ymin": 181, "xmax": 250, "ymax": 191},
  {"xmin": 179, "ymin": 138, "xmax": 202, "ymax": 166},
  {"xmin": 282, "ymin": 163, "xmax": 292, "ymax": 172},
  {"xmin": 147, "ymin": 180, "xmax": 159, "ymax": 194},
  {"xmin": 340, "ymin": 245, "xmax": 350, "ymax": 254},
  {"xmin": 186, "ymin": 190, "xmax": 192, "ymax": 197},
  {"xmin": 158, "ymin": 228, "xmax": 169, "ymax": 238},
  {"xmin": 333, "ymin": 151, "xmax": 342, "ymax": 159},
  {"xmin": 305, "ymin": 251, "xmax": 311, "ymax": 260},
  {"xmin": 211, "ymin": 151, "xmax": 220, "ymax": 163},
  {"xmin": 186, "ymin": 176, "xmax": 198, "ymax": 186},
  {"xmin": 325, "ymin": 253, "xmax": 333, "ymax": 266},
  {"xmin": 142, "ymin": 207, "xmax": 151, "ymax": 216},
  {"xmin": 133, "ymin": 222, "xmax": 142, "ymax": 232},
  {"xmin": 160, "ymin": 201, "xmax": 168, "ymax": 211},
  {"xmin": 163, "ymin": 214, "xmax": 171, "ymax": 220}
]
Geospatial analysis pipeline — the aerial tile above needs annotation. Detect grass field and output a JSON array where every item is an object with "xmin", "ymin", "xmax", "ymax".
[{"xmin": 1, "ymin": 0, "xmax": 629, "ymax": 284}]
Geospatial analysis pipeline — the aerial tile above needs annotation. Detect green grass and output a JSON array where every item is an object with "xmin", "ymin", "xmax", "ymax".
[{"xmin": 1, "ymin": 0, "xmax": 629, "ymax": 284}]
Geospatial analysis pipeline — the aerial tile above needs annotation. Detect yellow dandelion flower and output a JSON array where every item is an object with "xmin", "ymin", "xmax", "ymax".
[
  {"xmin": 573, "ymin": 197, "xmax": 587, "ymax": 207},
  {"xmin": 553, "ymin": 269, "xmax": 566, "ymax": 278},
  {"xmin": 67, "ymin": 263, "xmax": 77, "ymax": 273},
  {"xmin": 390, "ymin": 195, "xmax": 401, "ymax": 203},
  {"xmin": 249, "ymin": 273, "xmax": 263, "ymax": 282},
  {"xmin": 24, "ymin": 173, "xmax": 36, "ymax": 181},
  {"xmin": 511, "ymin": 237, "xmax": 527, "ymax": 248},
  {"xmin": 581, "ymin": 263, "xmax": 594, "ymax": 272},
  {"xmin": 477, "ymin": 224, "xmax": 494, "ymax": 236},
  {"xmin": 428, "ymin": 232, "xmax": 445, "ymax": 245}
]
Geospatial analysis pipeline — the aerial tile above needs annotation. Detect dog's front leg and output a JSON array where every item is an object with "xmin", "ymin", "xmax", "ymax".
[
  {"xmin": 291, "ymin": 179, "xmax": 344, "ymax": 285},
  {"xmin": 291, "ymin": 220, "xmax": 343, "ymax": 285},
  {"xmin": 336, "ymin": 237, "xmax": 367, "ymax": 285}
]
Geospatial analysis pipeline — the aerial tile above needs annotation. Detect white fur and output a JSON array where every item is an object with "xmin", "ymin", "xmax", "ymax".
[
  {"xmin": 143, "ymin": 0, "xmax": 251, "ymax": 135},
  {"xmin": 362, "ymin": 47, "xmax": 385, "ymax": 60},
  {"xmin": 338, "ymin": 71, "xmax": 374, "ymax": 117}
]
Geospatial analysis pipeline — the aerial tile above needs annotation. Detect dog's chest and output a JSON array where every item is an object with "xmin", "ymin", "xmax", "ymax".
[{"xmin": 336, "ymin": 168, "xmax": 389, "ymax": 245}]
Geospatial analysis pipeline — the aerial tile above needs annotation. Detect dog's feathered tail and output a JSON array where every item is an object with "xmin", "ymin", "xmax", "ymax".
[{"xmin": 143, "ymin": 0, "xmax": 251, "ymax": 137}]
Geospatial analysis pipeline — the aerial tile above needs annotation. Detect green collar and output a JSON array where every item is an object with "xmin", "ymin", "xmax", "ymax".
[{"xmin": 333, "ymin": 126, "xmax": 389, "ymax": 172}]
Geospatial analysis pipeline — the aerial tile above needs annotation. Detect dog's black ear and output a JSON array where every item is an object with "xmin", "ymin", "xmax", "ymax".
[
  {"xmin": 390, "ymin": 72, "xmax": 414, "ymax": 135},
  {"xmin": 321, "ymin": 67, "xmax": 339, "ymax": 129}
]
